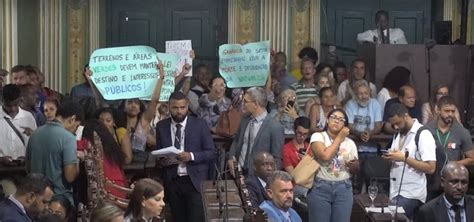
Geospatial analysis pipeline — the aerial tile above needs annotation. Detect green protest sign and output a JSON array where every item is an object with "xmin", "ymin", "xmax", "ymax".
[
  {"xmin": 89, "ymin": 46, "xmax": 179, "ymax": 101},
  {"xmin": 89, "ymin": 45, "xmax": 159, "ymax": 100},
  {"xmin": 218, "ymin": 41, "xmax": 270, "ymax": 88}
]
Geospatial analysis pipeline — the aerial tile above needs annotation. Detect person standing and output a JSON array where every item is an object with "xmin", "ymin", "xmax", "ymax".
[{"xmin": 155, "ymin": 91, "xmax": 216, "ymax": 222}]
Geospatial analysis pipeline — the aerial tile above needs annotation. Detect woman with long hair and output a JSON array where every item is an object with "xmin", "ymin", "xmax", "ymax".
[
  {"xmin": 90, "ymin": 201, "xmax": 124, "ymax": 222},
  {"xmin": 124, "ymin": 178, "xmax": 165, "ymax": 222},
  {"xmin": 421, "ymin": 84, "xmax": 461, "ymax": 124},
  {"xmin": 307, "ymin": 109, "xmax": 359, "ymax": 222},
  {"xmin": 82, "ymin": 119, "xmax": 128, "ymax": 199},
  {"xmin": 308, "ymin": 87, "xmax": 339, "ymax": 133},
  {"xmin": 377, "ymin": 66, "xmax": 411, "ymax": 111}
]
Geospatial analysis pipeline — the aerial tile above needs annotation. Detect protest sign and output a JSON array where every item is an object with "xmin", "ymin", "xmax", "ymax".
[
  {"xmin": 157, "ymin": 52, "xmax": 179, "ymax": 102},
  {"xmin": 218, "ymin": 41, "xmax": 270, "ymax": 88},
  {"xmin": 89, "ymin": 45, "xmax": 159, "ymax": 100},
  {"xmin": 166, "ymin": 40, "xmax": 192, "ymax": 76}
]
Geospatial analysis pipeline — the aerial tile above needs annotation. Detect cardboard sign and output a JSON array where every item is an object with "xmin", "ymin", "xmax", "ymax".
[{"xmin": 166, "ymin": 40, "xmax": 193, "ymax": 76}]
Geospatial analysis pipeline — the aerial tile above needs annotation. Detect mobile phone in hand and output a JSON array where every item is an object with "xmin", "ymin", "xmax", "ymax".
[
  {"xmin": 287, "ymin": 100, "xmax": 295, "ymax": 108},
  {"xmin": 380, "ymin": 149, "xmax": 390, "ymax": 155}
]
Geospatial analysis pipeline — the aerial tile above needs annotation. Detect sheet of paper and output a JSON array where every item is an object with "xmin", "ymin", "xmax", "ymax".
[
  {"xmin": 365, "ymin": 207, "xmax": 405, "ymax": 213},
  {"xmin": 151, "ymin": 146, "xmax": 182, "ymax": 157}
]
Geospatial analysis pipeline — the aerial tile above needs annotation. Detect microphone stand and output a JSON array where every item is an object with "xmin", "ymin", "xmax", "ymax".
[{"xmin": 394, "ymin": 151, "xmax": 409, "ymax": 221}]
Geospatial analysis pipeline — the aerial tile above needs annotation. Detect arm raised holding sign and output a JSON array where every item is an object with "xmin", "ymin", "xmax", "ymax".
[
  {"xmin": 84, "ymin": 68, "xmax": 108, "ymax": 108},
  {"xmin": 142, "ymin": 60, "xmax": 166, "ymax": 124}
]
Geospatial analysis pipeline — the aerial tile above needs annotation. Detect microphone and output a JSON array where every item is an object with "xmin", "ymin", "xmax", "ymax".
[{"xmin": 394, "ymin": 150, "xmax": 409, "ymax": 220}]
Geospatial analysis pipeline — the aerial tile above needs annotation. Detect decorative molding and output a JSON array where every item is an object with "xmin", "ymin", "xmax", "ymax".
[
  {"xmin": 89, "ymin": 0, "xmax": 100, "ymax": 54},
  {"xmin": 40, "ymin": 0, "xmax": 64, "ymax": 92},
  {"xmin": 310, "ymin": 0, "xmax": 320, "ymax": 56},
  {"xmin": 237, "ymin": 3, "xmax": 258, "ymax": 44},
  {"xmin": 1, "ymin": 0, "xmax": 18, "ymax": 76},
  {"xmin": 291, "ymin": 0, "xmax": 309, "ymax": 12},
  {"xmin": 228, "ymin": 0, "xmax": 238, "ymax": 43},
  {"xmin": 290, "ymin": 4, "xmax": 310, "ymax": 71},
  {"xmin": 238, "ymin": 0, "xmax": 258, "ymax": 11},
  {"xmin": 259, "ymin": 0, "xmax": 290, "ymax": 53},
  {"xmin": 67, "ymin": 2, "xmax": 87, "ymax": 91}
]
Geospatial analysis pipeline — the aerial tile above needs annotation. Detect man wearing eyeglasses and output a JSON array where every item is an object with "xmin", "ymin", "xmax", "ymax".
[
  {"xmin": 415, "ymin": 162, "xmax": 474, "ymax": 222},
  {"xmin": 228, "ymin": 87, "xmax": 285, "ymax": 176}
]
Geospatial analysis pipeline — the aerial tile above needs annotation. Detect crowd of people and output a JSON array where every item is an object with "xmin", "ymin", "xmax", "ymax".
[{"xmin": 0, "ymin": 26, "xmax": 473, "ymax": 221}]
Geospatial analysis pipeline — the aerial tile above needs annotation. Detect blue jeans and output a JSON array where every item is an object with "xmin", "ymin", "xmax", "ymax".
[
  {"xmin": 307, "ymin": 178, "xmax": 353, "ymax": 222},
  {"xmin": 391, "ymin": 195, "xmax": 422, "ymax": 220}
]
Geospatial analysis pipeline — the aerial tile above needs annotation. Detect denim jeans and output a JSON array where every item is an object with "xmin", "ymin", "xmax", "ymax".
[
  {"xmin": 307, "ymin": 178, "xmax": 353, "ymax": 222},
  {"xmin": 391, "ymin": 195, "xmax": 423, "ymax": 219}
]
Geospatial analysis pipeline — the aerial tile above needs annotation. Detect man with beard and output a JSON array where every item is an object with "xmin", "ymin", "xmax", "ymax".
[
  {"xmin": 246, "ymin": 151, "xmax": 276, "ymax": 207},
  {"xmin": 425, "ymin": 96, "xmax": 474, "ymax": 200},
  {"xmin": 383, "ymin": 103, "xmax": 436, "ymax": 219},
  {"xmin": 0, "ymin": 173, "xmax": 54, "ymax": 222},
  {"xmin": 415, "ymin": 162, "xmax": 474, "ymax": 222},
  {"xmin": 155, "ymin": 91, "xmax": 215, "ymax": 222},
  {"xmin": 259, "ymin": 171, "xmax": 302, "ymax": 222},
  {"xmin": 345, "ymin": 82, "xmax": 382, "ymax": 192}
]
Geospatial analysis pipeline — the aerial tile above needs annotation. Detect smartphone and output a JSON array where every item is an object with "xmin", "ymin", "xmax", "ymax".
[
  {"xmin": 287, "ymin": 100, "xmax": 295, "ymax": 107},
  {"xmin": 380, "ymin": 150, "xmax": 390, "ymax": 155}
]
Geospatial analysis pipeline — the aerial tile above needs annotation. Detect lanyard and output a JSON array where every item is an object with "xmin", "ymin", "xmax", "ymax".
[{"xmin": 436, "ymin": 129, "xmax": 451, "ymax": 147}]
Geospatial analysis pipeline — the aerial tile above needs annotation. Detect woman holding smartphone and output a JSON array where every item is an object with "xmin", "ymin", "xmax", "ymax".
[
  {"xmin": 307, "ymin": 108, "xmax": 359, "ymax": 222},
  {"xmin": 270, "ymin": 88, "xmax": 304, "ymax": 135}
]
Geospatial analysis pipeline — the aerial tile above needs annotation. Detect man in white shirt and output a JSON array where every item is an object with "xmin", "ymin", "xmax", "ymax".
[
  {"xmin": 357, "ymin": 10, "xmax": 408, "ymax": 44},
  {"xmin": 383, "ymin": 103, "xmax": 436, "ymax": 219},
  {"xmin": 0, "ymin": 84, "xmax": 37, "ymax": 165}
]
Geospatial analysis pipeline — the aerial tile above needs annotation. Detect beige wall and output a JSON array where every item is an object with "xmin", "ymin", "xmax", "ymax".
[{"xmin": 17, "ymin": 0, "xmax": 39, "ymax": 66}]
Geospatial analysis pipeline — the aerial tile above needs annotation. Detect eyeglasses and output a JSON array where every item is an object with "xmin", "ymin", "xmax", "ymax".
[{"xmin": 329, "ymin": 114, "xmax": 346, "ymax": 123}]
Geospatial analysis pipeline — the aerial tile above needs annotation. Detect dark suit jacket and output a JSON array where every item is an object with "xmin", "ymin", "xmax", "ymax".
[
  {"xmin": 245, "ymin": 175, "xmax": 269, "ymax": 207},
  {"xmin": 228, "ymin": 113, "xmax": 284, "ymax": 175},
  {"xmin": 156, "ymin": 116, "xmax": 216, "ymax": 192},
  {"xmin": 0, "ymin": 198, "xmax": 31, "ymax": 222},
  {"xmin": 414, "ymin": 194, "xmax": 474, "ymax": 222}
]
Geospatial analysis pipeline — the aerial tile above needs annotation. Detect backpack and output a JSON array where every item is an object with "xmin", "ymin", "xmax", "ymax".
[{"xmin": 412, "ymin": 126, "xmax": 448, "ymax": 192}]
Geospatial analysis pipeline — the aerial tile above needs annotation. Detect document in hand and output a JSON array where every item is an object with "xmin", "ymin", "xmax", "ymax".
[{"xmin": 151, "ymin": 146, "xmax": 183, "ymax": 157}]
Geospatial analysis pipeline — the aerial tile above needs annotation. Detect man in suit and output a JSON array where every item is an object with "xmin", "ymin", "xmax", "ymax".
[
  {"xmin": 259, "ymin": 171, "xmax": 302, "ymax": 222},
  {"xmin": 156, "ymin": 91, "xmax": 216, "ymax": 222},
  {"xmin": 415, "ymin": 162, "xmax": 474, "ymax": 222},
  {"xmin": 0, "ymin": 173, "xmax": 53, "ymax": 222},
  {"xmin": 246, "ymin": 151, "xmax": 276, "ymax": 207},
  {"xmin": 228, "ymin": 86, "xmax": 285, "ymax": 176}
]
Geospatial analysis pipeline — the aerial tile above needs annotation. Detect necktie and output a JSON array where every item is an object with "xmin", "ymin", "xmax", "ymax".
[
  {"xmin": 175, "ymin": 124, "xmax": 182, "ymax": 149},
  {"xmin": 239, "ymin": 119, "xmax": 256, "ymax": 168},
  {"xmin": 452, "ymin": 204, "xmax": 461, "ymax": 222}
]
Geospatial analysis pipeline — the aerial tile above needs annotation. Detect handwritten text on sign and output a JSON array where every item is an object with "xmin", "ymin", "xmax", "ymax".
[
  {"xmin": 166, "ymin": 40, "xmax": 192, "ymax": 76},
  {"xmin": 218, "ymin": 41, "xmax": 270, "ymax": 88},
  {"xmin": 89, "ymin": 46, "xmax": 159, "ymax": 100}
]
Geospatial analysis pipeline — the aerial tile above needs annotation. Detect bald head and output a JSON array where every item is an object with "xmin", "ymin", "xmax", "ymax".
[
  {"xmin": 398, "ymin": 85, "xmax": 416, "ymax": 108},
  {"xmin": 441, "ymin": 162, "xmax": 469, "ymax": 204},
  {"xmin": 254, "ymin": 152, "xmax": 276, "ymax": 181}
]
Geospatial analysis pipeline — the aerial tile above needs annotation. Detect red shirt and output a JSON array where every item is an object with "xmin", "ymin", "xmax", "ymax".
[{"xmin": 282, "ymin": 141, "xmax": 310, "ymax": 168}]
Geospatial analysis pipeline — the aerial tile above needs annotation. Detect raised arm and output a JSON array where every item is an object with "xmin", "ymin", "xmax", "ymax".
[
  {"xmin": 84, "ymin": 68, "xmax": 108, "ymax": 107},
  {"xmin": 311, "ymin": 127, "xmax": 350, "ymax": 162},
  {"xmin": 142, "ymin": 61, "xmax": 165, "ymax": 123}
]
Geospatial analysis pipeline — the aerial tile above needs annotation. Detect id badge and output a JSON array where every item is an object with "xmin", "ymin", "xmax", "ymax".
[{"xmin": 448, "ymin": 142, "xmax": 456, "ymax": 149}]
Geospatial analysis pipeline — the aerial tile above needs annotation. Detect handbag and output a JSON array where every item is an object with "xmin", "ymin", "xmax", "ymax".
[
  {"xmin": 291, "ymin": 146, "xmax": 320, "ymax": 189},
  {"xmin": 215, "ymin": 106, "xmax": 242, "ymax": 138}
]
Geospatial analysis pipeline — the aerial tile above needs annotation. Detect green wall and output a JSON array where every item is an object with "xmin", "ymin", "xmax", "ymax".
[{"xmin": 17, "ymin": 0, "xmax": 40, "ymax": 66}]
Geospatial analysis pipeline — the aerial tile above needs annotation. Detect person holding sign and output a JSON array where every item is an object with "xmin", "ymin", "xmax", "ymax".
[{"xmin": 196, "ymin": 76, "xmax": 231, "ymax": 132}]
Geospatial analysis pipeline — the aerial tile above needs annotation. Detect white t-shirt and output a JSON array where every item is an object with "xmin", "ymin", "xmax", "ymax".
[
  {"xmin": 389, "ymin": 119, "xmax": 436, "ymax": 203},
  {"xmin": 310, "ymin": 131, "xmax": 358, "ymax": 181},
  {"xmin": 377, "ymin": 87, "xmax": 392, "ymax": 113},
  {"xmin": 0, "ymin": 108, "xmax": 37, "ymax": 159}
]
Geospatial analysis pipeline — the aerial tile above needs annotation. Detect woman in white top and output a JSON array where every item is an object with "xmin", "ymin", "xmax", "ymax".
[
  {"xmin": 308, "ymin": 87, "xmax": 339, "ymax": 133},
  {"xmin": 124, "ymin": 179, "xmax": 165, "ymax": 222},
  {"xmin": 307, "ymin": 108, "xmax": 359, "ymax": 222}
]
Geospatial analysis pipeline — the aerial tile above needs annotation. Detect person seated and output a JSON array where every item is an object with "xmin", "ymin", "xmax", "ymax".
[
  {"xmin": 124, "ymin": 178, "xmax": 165, "ymax": 221},
  {"xmin": 90, "ymin": 201, "xmax": 124, "ymax": 222},
  {"xmin": 0, "ymin": 173, "xmax": 54, "ymax": 222},
  {"xmin": 377, "ymin": 66, "xmax": 411, "ymax": 112},
  {"xmin": 422, "ymin": 84, "xmax": 461, "ymax": 124},
  {"xmin": 383, "ymin": 85, "xmax": 422, "ymax": 134},
  {"xmin": 48, "ymin": 195, "xmax": 73, "ymax": 222},
  {"xmin": 333, "ymin": 61, "xmax": 348, "ymax": 86},
  {"xmin": 308, "ymin": 87, "xmax": 339, "ymax": 132},
  {"xmin": 337, "ymin": 59, "xmax": 377, "ymax": 106},
  {"xmin": 357, "ymin": 10, "xmax": 407, "ymax": 44},
  {"xmin": 197, "ymin": 76, "xmax": 231, "ymax": 133},
  {"xmin": 259, "ymin": 171, "xmax": 302, "ymax": 222},
  {"xmin": 246, "ymin": 151, "xmax": 276, "ymax": 207},
  {"xmin": 345, "ymin": 81, "xmax": 383, "ymax": 145},
  {"xmin": 290, "ymin": 46, "xmax": 319, "ymax": 81},
  {"xmin": 303, "ymin": 71, "xmax": 334, "ymax": 116},
  {"xmin": 414, "ymin": 162, "xmax": 474, "ymax": 222},
  {"xmin": 270, "ymin": 89, "xmax": 303, "ymax": 136},
  {"xmin": 290, "ymin": 58, "xmax": 318, "ymax": 111},
  {"xmin": 283, "ymin": 117, "xmax": 310, "ymax": 174},
  {"xmin": 271, "ymin": 51, "xmax": 296, "ymax": 90}
]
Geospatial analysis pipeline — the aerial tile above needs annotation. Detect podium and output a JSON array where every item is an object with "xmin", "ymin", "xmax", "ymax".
[{"xmin": 358, "ymin": 43, "xmax": 471, "ymax": 118}]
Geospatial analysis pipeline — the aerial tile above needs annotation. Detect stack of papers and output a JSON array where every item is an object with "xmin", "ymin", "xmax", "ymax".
[
  {"xmin": 151, "ymin": 146, "xmax": 182, "ymax": 157},
  {"xmin": 366, "ymin": 207, "xmax": 405, "ymax": 213}
]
